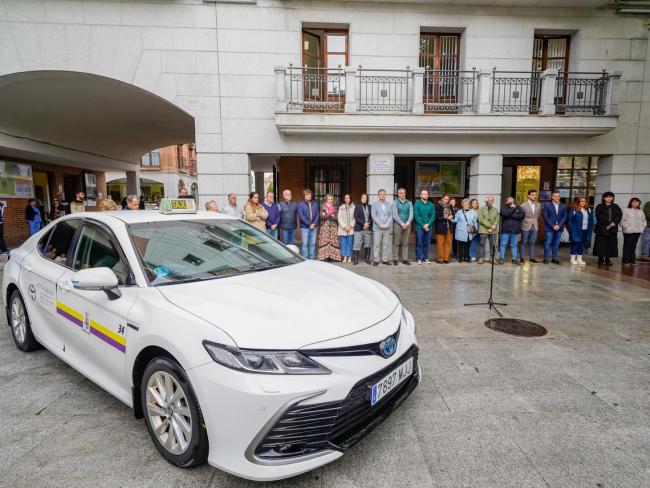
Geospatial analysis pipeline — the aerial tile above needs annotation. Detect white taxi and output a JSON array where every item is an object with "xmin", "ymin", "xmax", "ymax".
[{"xmin": 3, "ymin": 199, "xmax": 419, "ymax": 481}]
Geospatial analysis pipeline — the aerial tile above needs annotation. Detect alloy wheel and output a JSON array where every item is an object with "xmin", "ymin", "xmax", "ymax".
[
  {"xmin": 145, "ymin": 371, "xmax": 193, "ymax": 455},
  {"xmin": 11, "ymin": 297, "xmax": 26, "ymax": 345}
]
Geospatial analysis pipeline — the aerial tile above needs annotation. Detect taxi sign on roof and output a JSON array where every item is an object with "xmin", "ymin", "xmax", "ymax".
[{"xmin": 159, "ymin": 198, "xmax": 197, "ymax": 214}]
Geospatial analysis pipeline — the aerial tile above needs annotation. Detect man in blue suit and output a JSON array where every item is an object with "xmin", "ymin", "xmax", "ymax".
[{"xmin": 542, "ymin": 190, "xmax": 568, "ymax": 264}]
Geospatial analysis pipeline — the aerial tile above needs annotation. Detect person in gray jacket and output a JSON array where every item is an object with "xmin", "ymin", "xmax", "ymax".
[
  {"xmin": 391, "ymin": 188, "xmax": 413, "ymax": 265},
  {"xmin": 519, "ymin": 189, "xmax": 541, "ymax": 263},
  {"xmin": 371, "ymin": 189, "xmax": 393, "ymax": 266}
]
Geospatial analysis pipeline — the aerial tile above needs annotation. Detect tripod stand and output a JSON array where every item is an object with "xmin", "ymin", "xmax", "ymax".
[{"xmin": 464, "ymin": 232, "xmax": 507, "ymax": 317}]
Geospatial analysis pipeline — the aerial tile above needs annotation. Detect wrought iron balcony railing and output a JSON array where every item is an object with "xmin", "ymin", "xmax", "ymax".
[{"xmin": 274, "ymin": 65, "xmax": 620, "ymax": 117}]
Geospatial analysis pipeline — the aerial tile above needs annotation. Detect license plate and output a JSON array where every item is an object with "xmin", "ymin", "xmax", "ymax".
[{"xmin": 370, "ymin": 357, "xmax": 414, "ymax": 406}]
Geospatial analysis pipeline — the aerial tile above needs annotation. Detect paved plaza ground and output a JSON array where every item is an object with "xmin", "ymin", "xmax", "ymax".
[{"xmin": 0, "ymin": 252, "xmax": 648, "ymax": 488}]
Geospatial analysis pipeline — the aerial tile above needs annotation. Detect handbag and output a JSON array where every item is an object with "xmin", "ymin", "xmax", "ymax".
[{"xmin": 462, "ymin": 210, "xmax": 477, "ymax": 235}]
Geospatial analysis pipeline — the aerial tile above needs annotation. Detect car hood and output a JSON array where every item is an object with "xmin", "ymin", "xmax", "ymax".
[{"xmin": 157, "ymin": 260, "xmax": 398, "ymax": 349}]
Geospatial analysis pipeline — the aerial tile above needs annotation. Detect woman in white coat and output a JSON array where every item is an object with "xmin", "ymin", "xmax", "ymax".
[{"xmin": 338, "ymin": 194, "xmax": 356, "ymax": 263}]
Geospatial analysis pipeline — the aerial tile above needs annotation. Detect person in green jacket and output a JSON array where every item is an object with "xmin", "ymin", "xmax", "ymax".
[
  {"xmin": 413, "ymin": 189, "xmax": 436, "ymax": 264},
  {"xmin": 477, "ymin": 195, "xmax": 500, "ymax": 264}
]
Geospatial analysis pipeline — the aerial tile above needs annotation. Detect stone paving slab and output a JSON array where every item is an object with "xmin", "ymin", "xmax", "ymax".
[{"xmin": 0, "ymin": 257, "xmax": 649, "ymax": 487}]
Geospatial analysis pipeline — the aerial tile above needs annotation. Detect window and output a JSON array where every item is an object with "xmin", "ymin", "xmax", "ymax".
[
  {"xmin": 83, "ymin": 172, "xmax": 97, "ymax": 199},
  {"xmin": 555, "ymin": 156, "xmax": 598, "ymax": 206},
  {"xmin": 307, "ymin": 160, "xmax": 350, "ymax": 206},
  {"xmin": 38, "ymin": 219, "xmax": 81, "ymax": 265},
  {"xmin": 141, "ymin": 149, "xmax": 160, "ymax": 167},
  {"xmin": 73, "ymin": 224, "xmax": 130, "ymax": 285}
]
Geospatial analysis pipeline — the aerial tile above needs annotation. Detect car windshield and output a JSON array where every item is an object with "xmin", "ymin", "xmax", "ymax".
[{"xmin": 128, "ymin": 219, "xmax": 302, "ymax": 285}]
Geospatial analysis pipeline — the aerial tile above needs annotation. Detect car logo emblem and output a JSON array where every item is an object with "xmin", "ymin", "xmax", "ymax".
[
  {"xmin": 380, "ymin": 336, "xmax": 397, "ymax": 358},
  {"xmin": 28, "ymin": 284, "xmax": 36, "ymax": 301}
]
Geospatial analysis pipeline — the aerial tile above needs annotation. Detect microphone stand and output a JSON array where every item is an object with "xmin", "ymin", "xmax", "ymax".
[{"xmin": 464, "ymin": 229, "xmax": 507, "ymax": 317}]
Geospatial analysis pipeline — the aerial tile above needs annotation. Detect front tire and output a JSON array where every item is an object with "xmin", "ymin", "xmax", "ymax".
[
  {"xmin": 9, "ymin": 290, "xmax": 40, "ymax": 351},
  {"xmin": 141, "ymin": 357, "xmax": 209, "ymax": 468}
]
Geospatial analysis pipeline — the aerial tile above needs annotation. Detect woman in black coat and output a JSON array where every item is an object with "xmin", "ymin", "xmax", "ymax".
[{"xmin": 593, "ymin": 191, "xmax": 623, "ymax": 266}]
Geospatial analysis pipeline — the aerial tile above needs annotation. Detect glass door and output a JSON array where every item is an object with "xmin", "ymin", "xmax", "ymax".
[
  {"xmin": 533, "ymin": 36, "xmax": 570, "ymax": 108},
  {"xmin": 302, "ymin": 29, "xmax": 348, "ymax": 111},
  {"xmin": 307, "ymin": 160, "xmax": 349, "ymax": 206},
  {"xmin": 419, "ymin": 33, "xmax": 460, "ymax": 112}
]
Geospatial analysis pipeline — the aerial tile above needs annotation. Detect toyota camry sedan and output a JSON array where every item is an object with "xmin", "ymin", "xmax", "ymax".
[{"xmin": 3, "ymin": 201, "xmax": 419, "ymax": 481}]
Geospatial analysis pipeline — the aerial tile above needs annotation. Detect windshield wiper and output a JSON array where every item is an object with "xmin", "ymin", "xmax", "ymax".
[{"xmin": 155, "ymin": 276, "xmax": 209, "ymax": 286}]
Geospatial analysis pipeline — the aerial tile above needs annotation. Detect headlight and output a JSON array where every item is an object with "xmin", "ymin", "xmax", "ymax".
[{"xmin": 202, "ymin": 341, "xmax": 331, "ymax": 375}]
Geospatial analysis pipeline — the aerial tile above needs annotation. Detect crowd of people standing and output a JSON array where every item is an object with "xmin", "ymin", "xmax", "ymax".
[{"xmin": 225, "ymin": 187, "xmax": 649, "ymax": 268}]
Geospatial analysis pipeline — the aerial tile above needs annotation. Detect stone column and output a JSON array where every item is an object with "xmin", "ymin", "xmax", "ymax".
[
  {"xmin": 412, "ymin": 67, "xmax": 425, "ymax": 115},
  {"xmin": 477, "ymin": 69, "xmax": 493, "ymax": 114},
  {"xmin": 344, "ymin": 66, "xmax": 357, "ymax": 113},
  {"xmin": 367, "ymin": 154, "xmax": 395, "ymax": 203},
  {"xmin": 539, "ymin": 68, "xmax": 558, "ymax": 116},
  {"xmin": 603, "ymin": 70, "xmax": 623, "ymax": 116},
  {"xmin": 469, "ymin": 154, "xmax": 503, "ymax": 207},
  {"xmin": 254, "ymin": 171, "xmax": 265, "ymax": 194},
  {"xmin": 197, "ymin": 152, "xmax": 251, "ymax": 210},
  {"xmin": 125, "ymin": 170, "xmax": 140, "ymax": 197},
  {"xmin": 274, "ymin": 65, "xmax": 287, "ymax": 112}
]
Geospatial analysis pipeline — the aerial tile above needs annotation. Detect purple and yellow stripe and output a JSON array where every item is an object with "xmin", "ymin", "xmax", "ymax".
[{"xmin": 56, "ymin": 301, "xmax": 126, "ymax": 353}]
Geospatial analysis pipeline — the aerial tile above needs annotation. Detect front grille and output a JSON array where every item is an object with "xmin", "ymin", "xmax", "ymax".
[{"xmin": 254, "ymin": 345, "xmax": 419, "ymax": 460}]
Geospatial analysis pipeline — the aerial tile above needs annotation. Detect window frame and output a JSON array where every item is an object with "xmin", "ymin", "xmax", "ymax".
[
  {"xmin": 532, "ymin": 35, "xmax": 571, "ymax": 73},
  {"xmin": 69, "ymin": 219, "xmax": 136, "ymax": 287},
  {"xmin": 36, "ymin": 219, "xmax": 83, "ymax": 270}
]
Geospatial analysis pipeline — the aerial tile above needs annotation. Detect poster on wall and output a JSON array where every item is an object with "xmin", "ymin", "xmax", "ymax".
[
  {"xmin": 415, "ymin": 161, "xmax": 464, "ymax": 196},
  {"xmin": 0, "ymin": 161, "xmax": 33, "ymax": 198}
]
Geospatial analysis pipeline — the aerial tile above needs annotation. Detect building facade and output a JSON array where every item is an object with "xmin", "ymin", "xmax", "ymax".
[
  {"xmin": 0, "ymin": 0, "xmax": 649, "ymax": 238},
  {"xmin": 106, "ymin": 143, "xmax": 198, "ymax": 205}
]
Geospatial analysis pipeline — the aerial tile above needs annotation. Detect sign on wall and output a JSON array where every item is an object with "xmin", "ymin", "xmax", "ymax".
[
  {"xmin": 0, "ymin": 161, "xmax": 33, "ymax": 198},
  {"xmin": 415, "ymin": 161, "xmax": 464, "ymax": 196}
]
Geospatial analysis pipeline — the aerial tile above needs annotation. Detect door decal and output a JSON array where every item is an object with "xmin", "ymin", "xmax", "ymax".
[{"xmin": 56, "ymin": 301, "xmax": 126, "ymax": 353}]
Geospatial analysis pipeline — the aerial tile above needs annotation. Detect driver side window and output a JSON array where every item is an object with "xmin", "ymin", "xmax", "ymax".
[{"xmin": 73, "ymin": 224, "xmax": 130, "ymax": 285}]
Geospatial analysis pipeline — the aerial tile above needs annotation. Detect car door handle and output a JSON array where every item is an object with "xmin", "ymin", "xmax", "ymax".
[{"xmin": 60, "ymin": 282, "xmax": 71, "ymax": 293}]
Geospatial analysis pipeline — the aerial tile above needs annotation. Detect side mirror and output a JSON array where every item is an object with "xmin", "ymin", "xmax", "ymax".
[
  {"xmin": 286, "ymin": 244, "xmax": 300, "ymax": 255},
  {"xmin": 71, "ymin": 267, "xmax": 121, "ymax": 300}
]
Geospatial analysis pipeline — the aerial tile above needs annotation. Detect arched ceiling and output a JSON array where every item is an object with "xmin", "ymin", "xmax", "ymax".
[{"xmin": 0, "ymin": 71, "xmax": 195, "ymax": 171}]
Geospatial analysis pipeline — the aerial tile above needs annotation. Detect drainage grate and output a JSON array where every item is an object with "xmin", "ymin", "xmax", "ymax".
[{"xmin": 484, "ymin": 318, "xmax": 547, "ymax": 337}]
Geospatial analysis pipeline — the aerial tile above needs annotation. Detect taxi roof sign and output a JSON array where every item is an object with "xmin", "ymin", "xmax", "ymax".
[{"xmin": 159, "ymin": 198, "xmax": 198, "ymax": 214}]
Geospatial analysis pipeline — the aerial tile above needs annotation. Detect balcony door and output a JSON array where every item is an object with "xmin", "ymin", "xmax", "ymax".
[
  {"xmin": 419, "ymin": 33, "xmax": 460, "ymax": 112},
  {"xmin": 307, "ymin": 160, "xmax": 350, "ymax": 206},
  {"xmin": 532, "ymin": 35, "xmax": 570, "ymax": 108},
  {"xmin": 301, "ymin": 29, "xmax": 348, "ymax": 111}
]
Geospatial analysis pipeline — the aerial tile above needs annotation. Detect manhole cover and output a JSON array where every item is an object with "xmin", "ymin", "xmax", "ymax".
[{"xmin": 484, "ymin": 318, "xmax": 547, "ymax": 337}]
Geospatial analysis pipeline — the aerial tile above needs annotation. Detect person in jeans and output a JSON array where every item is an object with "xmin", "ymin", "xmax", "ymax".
[
  {"xmin": 542, "ymin": 190, "xmax": 568, "ymax": 264},
  {"xmin": 25, "ymin": 199, "xmax": 43, "ymax": 236},
  {"xmin": 499, "ymin": 196, "xmax": 524, "ymax": 265},
  {"xmin": 353, "ymin": 193, "xmax": 373, "ymax": 265},
  {"xmin": 0, "ymin": 201, "xmax": 9, "ymax": 256},
  {"xmin": 371, "ymin": 189, "xmax": 392, "ymax": 266},
  {"xmin": 298, "ymin": 189, "xmax": 319, "ymax": 259},
  {"xmin": 262, "ymin": 191, "xmax": 280, "ymax": 239},
  {"xmin": 435, "ymin": 194, "xmax": 454, "ymax": 264},
  {"xmin": 414, "ymin": 189, "xmax": 436, "ymax": 265},
  {"xmin": 621, "ymin": 197, "xmax": 647, "ymax": 266},
  {"xmin": 337, "ymin": 194, "xmax": 355, "ymax": 263},
  {"xmin": 453, "ymin": 198, "xmax": 477, "ymax": 263},
  {"xmin": 391, "ymin": 188, "xmax": 413, "ymax": 265},
  {"xmin": 567, "ymin": 196, "xmax": 593, "ymax": 266},
  {"xmin": 477, "ymin": 196, "xmax": 499, "ymax": 264},
  {"xmin": 278, "ymin": 189, "xmax": 298, "ymax": 245},
  {"xmin": 641, "ymin": 201, "xmax": 650, "ymax": 262},
  {"xmin": 468, "ymin": 198, "xmax": 480, "ymax": 262},
  {"xmin": 520, "ymin": 189, "xmax": 541, "ymax": 263}
]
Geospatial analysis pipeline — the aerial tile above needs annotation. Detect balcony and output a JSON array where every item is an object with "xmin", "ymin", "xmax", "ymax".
[{"xmin": 274, "ymin": 66, "xmax": 621, "ymax": 136}]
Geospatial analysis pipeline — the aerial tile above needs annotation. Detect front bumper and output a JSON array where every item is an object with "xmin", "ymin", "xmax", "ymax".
[{"xmin": 187, "ymin": 324, "xmax": 418, "ymax": 481}]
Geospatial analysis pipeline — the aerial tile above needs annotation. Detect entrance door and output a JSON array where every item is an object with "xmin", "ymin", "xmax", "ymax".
[
  {"xmin": 532, "ymin": 36, "xmax": 570, "ymax": 109},
  {"xmin": 33, "ymin": 171, "xmax": 52, "ymax": 214},
  {"xmin": 307, "ymin": 160, "xmax": 349, "ymax": 206},
  {"xmin": 63, "ymin": 174, "xmax": 82, "ymax": 203}
]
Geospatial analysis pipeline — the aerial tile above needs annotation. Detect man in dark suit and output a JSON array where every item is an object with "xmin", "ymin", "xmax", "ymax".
[{"xmin": 542, "ymin": 190, "xmax": 567, "ymax": 264}]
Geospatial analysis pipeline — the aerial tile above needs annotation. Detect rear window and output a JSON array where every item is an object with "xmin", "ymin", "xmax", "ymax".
[{"xmin": 38, "ymin": 219, "xmax": 81, "ymax": 265}]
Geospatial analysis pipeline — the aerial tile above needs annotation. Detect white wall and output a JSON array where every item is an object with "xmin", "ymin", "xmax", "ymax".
[{"xmin": 0, "ymin": 0, "xmax": 648, "ymax": 207}]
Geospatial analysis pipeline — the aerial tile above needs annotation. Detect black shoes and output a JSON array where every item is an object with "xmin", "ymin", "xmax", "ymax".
[
  {"xmin": 552, "ymin": 258, "xmax": 561, "ymax": 265},
  {"xmin": 543, "ymin": 258, "xmax": 549, "ymax": 264},
  {"xmin": 512, "ymin": 259, "xmax": 519, "ymax": 265},
  {"xmin": 393, "ymin": 260, "xmax": 398, "ymax": 265},
  {"xmin": 365, "ymin": 249, "xmax": 371, "ymax": 265},
  {"xmin": 498, "ymin": 259, "xmax": 505, "ymax": 265},
  {"xmin": 352, "ymin": 250, "xmax": 359, "ymax": 265},
  {"xmin": 382, "ymin": 261, "xmax": 392, "ymax": 266},
  {"xmin": 373, "ymin": 261, "xmax": 379, "ymax": 266},
  {"xmin": 402, "ymin": 260, "xmax": 411, "ymax": 265},
  {"xmin": 529, "ymin": 258, "xmax": 539, "ymax": 263}
]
